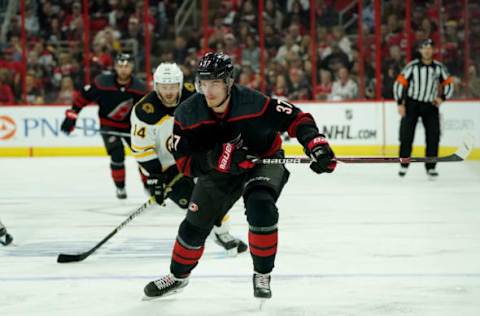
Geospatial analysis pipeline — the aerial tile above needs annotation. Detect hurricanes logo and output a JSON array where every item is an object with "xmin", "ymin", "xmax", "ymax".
[
  {"xmin": 188, "ymin": 202, "xmax": 199, "ymax": 212},
  {"xmin": 0, "ymin": 116, "xmax": 17, "ymax": 140}
]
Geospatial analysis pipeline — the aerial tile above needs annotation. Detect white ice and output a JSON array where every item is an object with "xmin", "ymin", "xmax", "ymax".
[{"xmin": 1, "ymin": 157, "xmax": 480, "ymax": 316}]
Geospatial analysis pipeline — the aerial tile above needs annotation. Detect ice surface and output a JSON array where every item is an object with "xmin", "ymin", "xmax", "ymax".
[{"xmin": 1, "ymin": 157, "xmax": 480, "ymax": 315}]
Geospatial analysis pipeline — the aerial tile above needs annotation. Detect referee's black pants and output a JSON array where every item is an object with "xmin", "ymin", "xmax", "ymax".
[{"xmin": 399, "ymin": 98, "xmax": 440, "ymax": 170}]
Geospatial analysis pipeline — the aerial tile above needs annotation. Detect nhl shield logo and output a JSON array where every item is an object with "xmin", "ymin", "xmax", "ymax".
[{"xmin": 188, "ymin": 202, "xmax": 199, "ymax": 212}]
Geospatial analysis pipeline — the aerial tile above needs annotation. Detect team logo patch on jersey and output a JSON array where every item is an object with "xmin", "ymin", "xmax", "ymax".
[
  {"xmin": 109, "ymin": 98, "xmax": 134, "ymax": 121},
  {"xmin": 188, "ymin": 202, "xmax": 199, "ymax": 212},
  {"xmin": 142, "ymin": 103, "xmax": 155, "ymax": 114},
  {"xmin": 184, "ymin": 82, "xmax": 195, "ymax": 92}
]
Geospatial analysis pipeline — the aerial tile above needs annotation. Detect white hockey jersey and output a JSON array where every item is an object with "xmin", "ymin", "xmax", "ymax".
[{"xmin": 130, "ymin": 85, "xmax": 195, "ymax": 175}]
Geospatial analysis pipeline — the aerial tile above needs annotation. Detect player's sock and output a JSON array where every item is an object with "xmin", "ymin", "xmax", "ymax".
[{"xmin": 111, "ymin": 163, "xmax": 126, "ymax": 199}]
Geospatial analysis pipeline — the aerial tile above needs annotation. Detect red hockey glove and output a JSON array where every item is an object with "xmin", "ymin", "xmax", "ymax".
[
  {"xmin": 61, "ymin": 109, "xmax": 78, "ymax": 135},
  {"xmin": 211, "ymin": 136, "xmax": 255, "ymax": 175},
  {"xmin": 305, "ymin": 136, "xmax": 336, "ymax": 174}
]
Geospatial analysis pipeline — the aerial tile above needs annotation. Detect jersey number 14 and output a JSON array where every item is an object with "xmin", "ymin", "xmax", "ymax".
[{"xmin": 133, "ymin": 125, "xmax": 146, "ymax": 138}]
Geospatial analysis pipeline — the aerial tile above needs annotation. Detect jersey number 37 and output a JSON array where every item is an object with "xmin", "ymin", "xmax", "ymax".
[{"xmin": 276, "ymin": 99, "xmax": 293, "ymax": 115}]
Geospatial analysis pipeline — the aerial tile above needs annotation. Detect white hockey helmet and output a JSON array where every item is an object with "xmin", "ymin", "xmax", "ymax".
[
  {"xmin": 153, "ymin": 63, "xmax": 184, "ymax": 106},
  {"xmin": 153, "ymin": 63, "xmax": 183, "ymax": 89}
]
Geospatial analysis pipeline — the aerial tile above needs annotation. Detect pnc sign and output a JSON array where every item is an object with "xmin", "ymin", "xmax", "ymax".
[{"xmin": 0, "ymin": 115, "xmax": 16, "ymax": 140}]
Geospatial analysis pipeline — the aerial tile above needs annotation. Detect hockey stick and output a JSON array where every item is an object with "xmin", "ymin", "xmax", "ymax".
[
  {"xmin": 252, "ymin": 135, "xmax": 474, "ymax": 165},
  {"xmin": 75, "ymin": 126, "xmax": 130, "ymax": 138},
  {"xmin": 57, "ymin": 173, "xmax": 183, "ymax": 263}
]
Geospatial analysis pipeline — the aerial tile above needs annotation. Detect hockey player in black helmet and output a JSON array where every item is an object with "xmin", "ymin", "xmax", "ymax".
[
  {"xmin": 131, "ymin": 62, "xmax": 247, "ymax": 255},
  {"xmin": 60, "ymin": 53, "xmax": 148, "ymax": 199},
  {"xmin": 143, "ymin": 52, "xmax": 336, "ymax": 301}
]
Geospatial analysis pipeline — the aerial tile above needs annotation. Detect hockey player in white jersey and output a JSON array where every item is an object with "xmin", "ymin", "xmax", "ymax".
[
  {"xmin": 0, "ymin": 219, "xmax": 13, "ymax": 246},
  {"xmin": 130, "ymin": 62, "xmax": 247, "ymax": 254}
]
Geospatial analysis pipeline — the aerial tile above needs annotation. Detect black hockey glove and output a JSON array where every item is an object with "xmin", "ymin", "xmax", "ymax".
[
  {"xmin": 60, "ymin": 109, "xmax": 78, "ymax": 135},
  {"xmin": 305, "ymin": 136, "xmax": 336, "ymax": 174},
  {"xmin": 210, "ymin": 135, "xmax": 255, "ymax": 175},
  {"xmin": 146, "ymin": 174, "xmax": 166, "ymax": 205}
]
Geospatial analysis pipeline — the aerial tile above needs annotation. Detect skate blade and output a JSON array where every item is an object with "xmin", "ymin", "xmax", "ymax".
[
  {"xmin": 142, "ymin": 289, "xmax": 184, "ymax": 301},
  {"xmin": 257, "ymin": 298, "xmax": 268, "ymax": 311},
  {"xmin": 225, "ymin": 247, "xmax": 238, "ymax": 257}
]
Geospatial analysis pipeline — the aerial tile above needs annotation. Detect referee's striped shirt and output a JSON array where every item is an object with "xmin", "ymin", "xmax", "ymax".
[{"xmin": 393, "ymin": 59, "xmax": 454, "ymax": 104}]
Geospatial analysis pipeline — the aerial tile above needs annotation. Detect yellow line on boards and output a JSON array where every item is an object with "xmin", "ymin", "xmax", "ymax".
[{"xmin": 0, "ymin": 146, "xmax": 479, "ymax": 160}]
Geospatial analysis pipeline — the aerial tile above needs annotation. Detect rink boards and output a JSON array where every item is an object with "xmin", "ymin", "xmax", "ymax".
[{"xmin": 0, "ymin": 101, "xmax": 479, "ymax": 159}]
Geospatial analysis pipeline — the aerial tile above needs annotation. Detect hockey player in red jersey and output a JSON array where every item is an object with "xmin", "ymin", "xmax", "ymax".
[
  {"xmin": 143, "ymin": 52, "xmax": 336, "ymax": 300},
  {"xmin": 60, "ymin": 54, "xmax": 148, "ymax": 199}
]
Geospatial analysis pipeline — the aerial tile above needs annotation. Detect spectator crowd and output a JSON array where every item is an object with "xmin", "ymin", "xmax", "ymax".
[{"xmin": 1, "ymin": 0, "xmax": 479, "ymax": 105}]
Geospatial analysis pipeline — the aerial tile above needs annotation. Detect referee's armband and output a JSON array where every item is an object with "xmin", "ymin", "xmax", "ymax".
[{"xmin": 396, "ymin": 74, "xmax": 409, "ymax": 87}]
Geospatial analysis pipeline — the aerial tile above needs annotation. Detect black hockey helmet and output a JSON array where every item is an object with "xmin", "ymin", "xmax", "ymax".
[
  {"xmin": 196, "ymin": 52, "xmax": 234, "ymax": 81},
  {"xmin": 115, "ymin": 53, "xmax": 134, "ymax": 65},
  {"xmin": 419, "ymin": 38, "xmax": 434, "ymax": 48}
]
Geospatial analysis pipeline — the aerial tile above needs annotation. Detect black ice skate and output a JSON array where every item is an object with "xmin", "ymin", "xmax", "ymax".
[
  {"xmin": 398, "ymin": 166, "xmax": 408, "ymax": 177},
  {"xmin": 0, "ymin": 225, "xmax": 13, "ymax": 246},
  {"xmin": 116, "ymin": 187, "xmax": 127, "ymax": 199},
  {"xmin": 427, "ymin": 169, "xmax": 439, "ymax": 180},
  {"xmin": 253, "ymin": 272, "xmax": 272, "ymax": 299},
  {"xmin": 143, "ymin": 274, "xmax": 189, "ymax": 300},
  {"xmin": 214, "ymin": 233, "xmax": 248, "ymax": 255}
]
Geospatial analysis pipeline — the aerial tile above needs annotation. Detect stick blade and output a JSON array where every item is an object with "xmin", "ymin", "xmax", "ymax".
[
  {"xmin": 453, "ymin": 133, "xmax": 475, "ymax": 161},
  {"xmin": 57, "ymin": 253, "xmax": 86, "ymax": 263}
]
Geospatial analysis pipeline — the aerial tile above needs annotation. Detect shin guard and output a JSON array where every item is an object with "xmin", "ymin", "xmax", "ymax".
[
  {"xmin": 245, "ymin": 189, "xmax": 279, "ymax": 274},
  {"xmin": 110, "ymin": 162, "xmax": 126, "ymax": 188},
  {"xmin": 170, "ymin": 219, "xmax": 210, "ymax": 277}
]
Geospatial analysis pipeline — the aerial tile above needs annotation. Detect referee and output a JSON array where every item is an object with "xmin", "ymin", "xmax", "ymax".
[{"xmin": 393, "ymin": 38, "xmax": 454, "ymax": 178}]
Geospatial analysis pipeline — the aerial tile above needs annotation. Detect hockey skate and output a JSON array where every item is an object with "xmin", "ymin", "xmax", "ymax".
[
  {"xmin": 116, "ymin": 187, "xmax": 127, "ymax": 199},
  {"xmin": 214, "ymin": 232, "xmax": 248, "ymax": 256},
  {"xmin": 398, "ymin": 166, "xmax": 408, "ymax": 177},
  {"xmin": 0, "ymin": 224, "xmax": 13, "ymax": 246},
  {"xmin": 426, "ymin": 168, "xmax": 439, "ymax": 180},
  {"xmin": 253, "ymin": 272, "xmax": 272, "ymax": 299},
  {"xmin": 253, "ymin": 272, "xmax": 271, "ymax": 310},
  {"xmin": 143, "ymin": 274, "xmax": 189, "ymax": 300}
]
